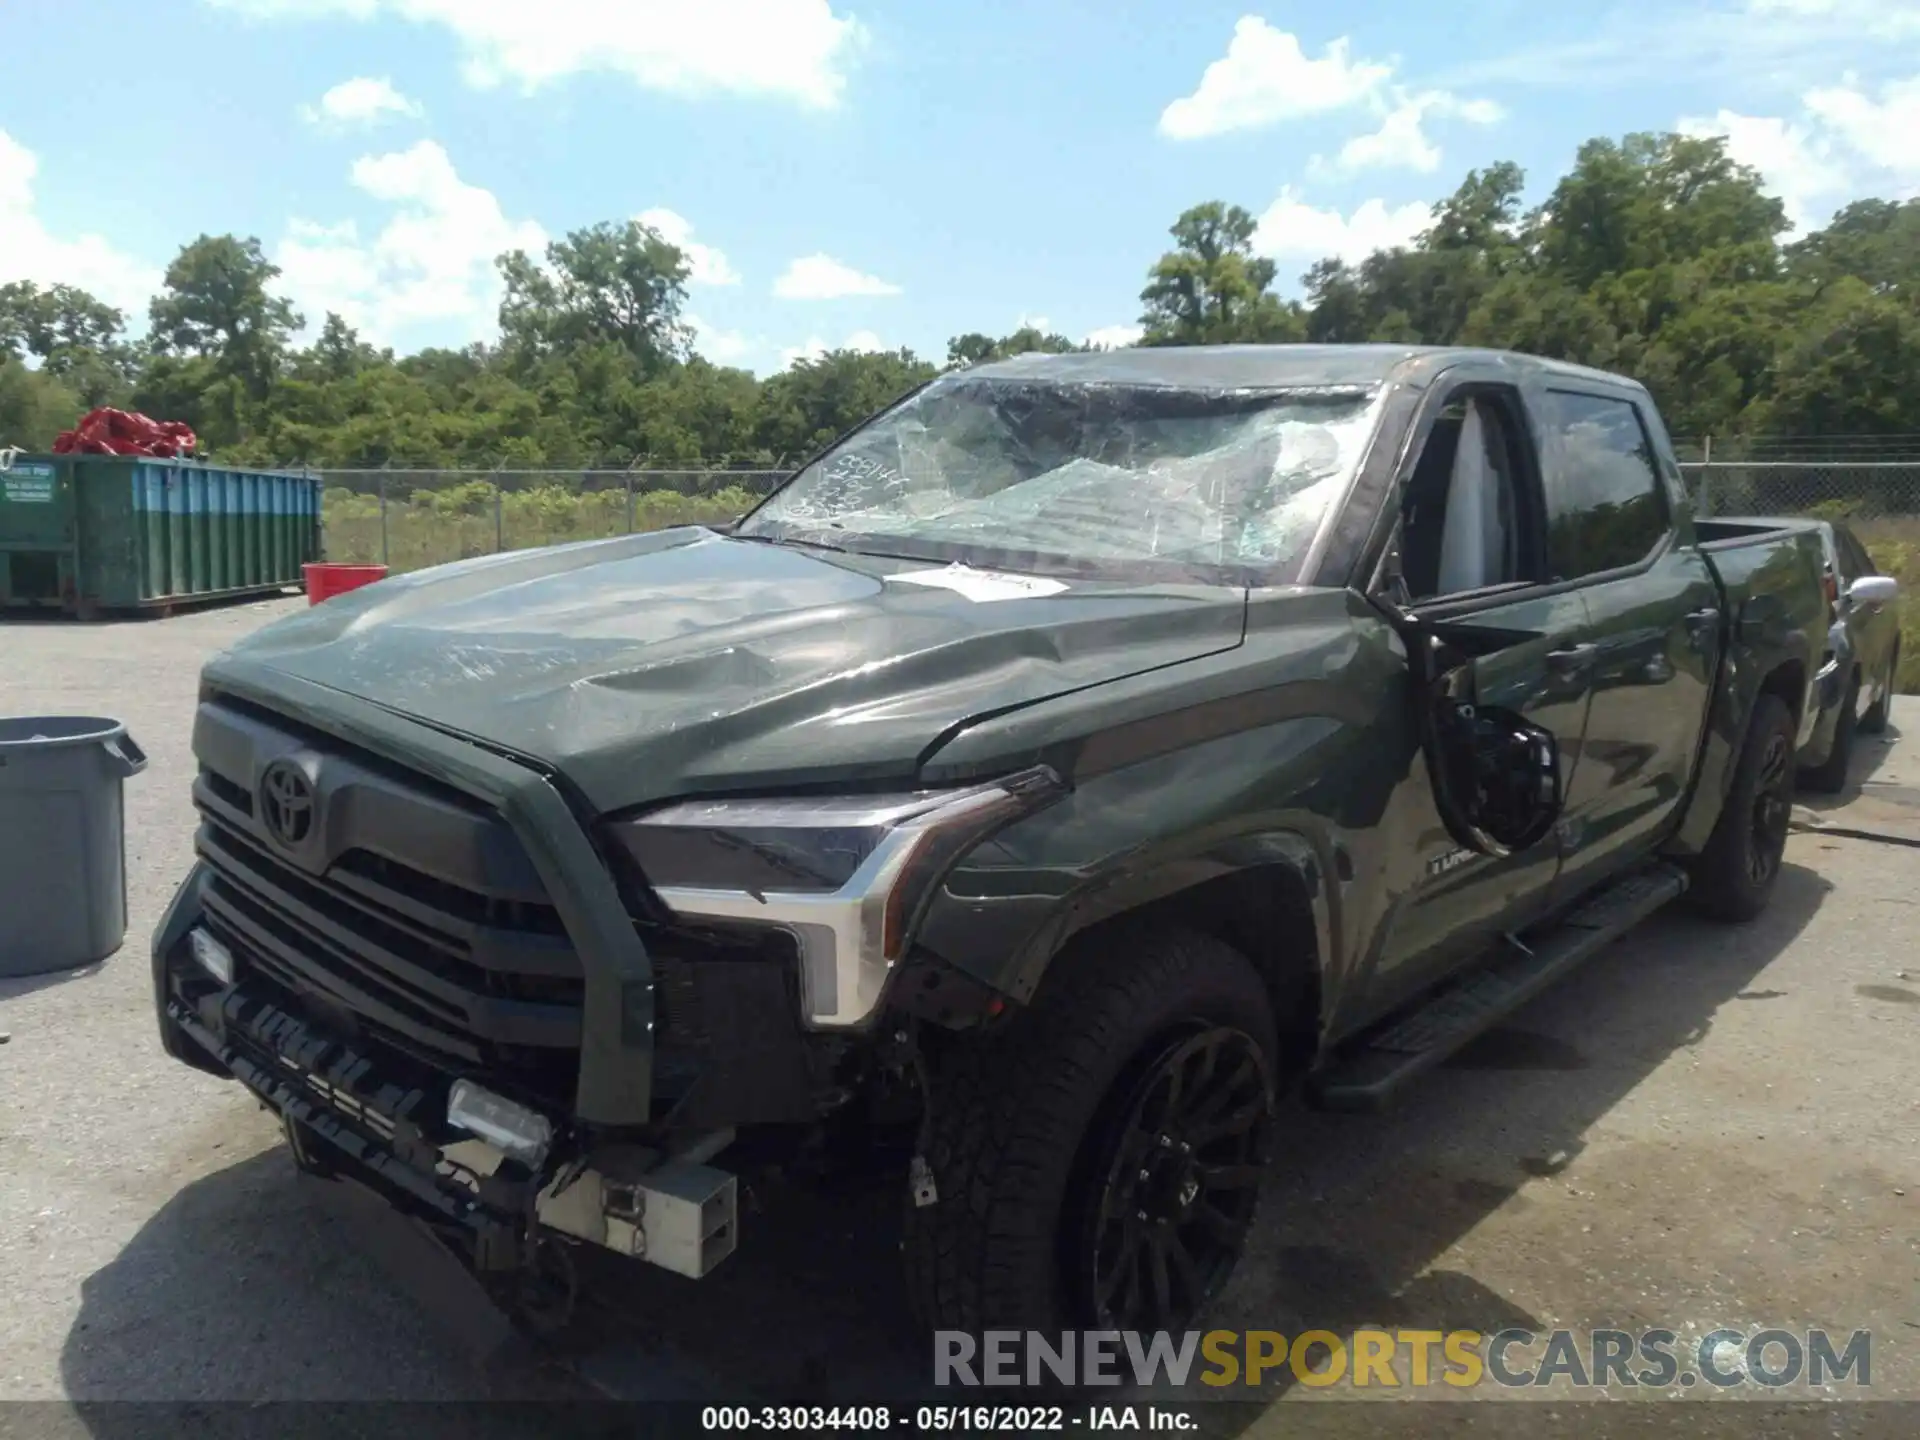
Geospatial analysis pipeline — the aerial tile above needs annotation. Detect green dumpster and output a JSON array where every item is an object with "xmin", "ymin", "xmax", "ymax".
[{"xmin": 0, "ymin": 455, "xmax": 322, "ymax": 617}]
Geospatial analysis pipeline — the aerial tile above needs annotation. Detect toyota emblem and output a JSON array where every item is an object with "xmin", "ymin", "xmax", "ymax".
[{"xmin": 259, "ymin": 758, "xmax": 316, "ymax": 848}]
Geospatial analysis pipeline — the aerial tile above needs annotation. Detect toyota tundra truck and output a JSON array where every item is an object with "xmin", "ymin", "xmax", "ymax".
[{"xmin": 153, "ymin": 344, "xmax": 1829, "ymax": 1339}]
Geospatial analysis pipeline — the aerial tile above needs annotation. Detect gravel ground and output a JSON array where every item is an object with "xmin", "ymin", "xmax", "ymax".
[{"xmin": 2, "ymin": 595, "xmax": 1917, "ymax": 1432}]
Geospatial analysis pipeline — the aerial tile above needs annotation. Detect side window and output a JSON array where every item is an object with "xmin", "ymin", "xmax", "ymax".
[
  {"xmin": 1399, "ymin": 393, "xmax": 1528, "ymax": 601},
  {"xmin": 1540, "ymin": 391, "xmax": 1670, "ymax": 580}
]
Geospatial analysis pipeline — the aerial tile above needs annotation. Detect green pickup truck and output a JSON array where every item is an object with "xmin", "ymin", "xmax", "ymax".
[{"xmin": 153, "ymin": 344, "xmax": 1829, "ymax": 1339}]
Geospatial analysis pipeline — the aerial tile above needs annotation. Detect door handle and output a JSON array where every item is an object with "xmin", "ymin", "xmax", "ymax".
[{"xmin": 1545, "ymin": 643, "xmax": 1598, "ymax": 676}]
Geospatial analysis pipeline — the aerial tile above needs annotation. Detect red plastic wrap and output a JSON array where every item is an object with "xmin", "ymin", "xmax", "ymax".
[{"xmin": 51, "ymin": 407, "xmax": 198, "ymax": 458}]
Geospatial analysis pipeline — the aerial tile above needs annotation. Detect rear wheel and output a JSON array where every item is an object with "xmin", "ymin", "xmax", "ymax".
[
  {"xmin": 1687, "ymin": 693, "xmax": 1797, "ymax": 922},
  {"xmin": 902, "ymin": 925, "xmax": 1278, "ymax": 1333},
  {"xmin": 1859, "ymin": 641, "xmax": 1898, "ymax": 735}
]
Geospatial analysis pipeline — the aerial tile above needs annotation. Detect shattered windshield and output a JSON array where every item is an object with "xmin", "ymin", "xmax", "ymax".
[{"xmin": 738, "ymin": 375, "xmax": 1382, "ymax": 583}]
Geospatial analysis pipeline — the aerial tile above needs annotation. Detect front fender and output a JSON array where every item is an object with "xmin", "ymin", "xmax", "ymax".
[
  {"xmin": 915, "ymin": 820, "xmax": 1342, "ymax": 1023},
  {"xmin": 910, "ymin": 707, "xmax": 1370, "ymax": 1035}
]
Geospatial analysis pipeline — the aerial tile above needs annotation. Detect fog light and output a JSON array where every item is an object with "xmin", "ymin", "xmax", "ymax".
[
  {"xmin": 447, "ymin": 1079, "xmax": 553, "ymax": 1165},
  {"xmin": 188, "ymin": 927, "xmax": 234, "ymax": 985}
]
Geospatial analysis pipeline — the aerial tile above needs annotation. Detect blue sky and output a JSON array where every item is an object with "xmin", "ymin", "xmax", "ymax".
[{"xmin": 3, "ymin": 0, "xmax": 1918, "ymax": 374}]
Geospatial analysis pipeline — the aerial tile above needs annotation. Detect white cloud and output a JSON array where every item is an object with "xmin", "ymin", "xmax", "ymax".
[
  {"xmin": 274, "ymin": 139, "xmax": 546, "ymax": 346},
  {"xmin": 1161, "ymin": 18, "xmax": 1501, "ymax": 182},
  {"xmin": 1332, "ymin": 101, "xmax": 1442, "ymax": 175},
  {"xmin": 1680, "ymin": 73, "xmax": 1920, "ymax": 232},
  {"xmin": 637, "ymin": 208, "xmax": 740, "ymax": 287},
  {"xmin": 206, "ymin": 0, "xmax": 376, "ymax": 14},
  {"xmin": 772, "ymin": 253, "xmax": 901, "ymax": 300},
  {"xmin": 1160, "ymin": 19, "xmax": 1389, "ymax": 139},
  {"xmin": 1324, "ymin": 89, "xmax": 1504, "ymax": 175},
  {"xmin": 1803, "ymin": 74, "xmax": 1920, "ymax": 174},
  {"xmin": 685, "ymin": 312, "xmax": 759, "ymax": 365},
  {"xmin": 1439, "ymin": 0, "xmax": 1920, "ymax": 92},
  {"xmin": 1745, "ymin": 0, "xmax": 1920, "ymax": 30},
  {"xmin": 0, "ymin": 128, "xmax": 161, "ymax": 321},
  {"xmin": 1084, "ymin": 323, "xmax": 1144, "ymax": 350},
  {"xmin": 778, "ymin": 329, "xmax": 885, "ymax": 367},
  {"xmin": 205, "ymin": 0, "xmax": 865, "ymax": 109},
  {"xmin": 300, "ymin": 76, "xmax": 422, "ymax": 128},
  {"xmin": 1677, "ymin": 110, "xmax": 1838, "ymax": 231},
  {"xmin": 1252, "ymin": 186, "xmax": 1433, "ymax": 267}
]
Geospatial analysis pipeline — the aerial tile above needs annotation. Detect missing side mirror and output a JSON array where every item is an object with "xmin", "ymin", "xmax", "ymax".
[
  {"xmin": 1402, "ymin": 625, "xmax": 1564, "ymax": 860},
  {"xmin": 1432, "ymin": 701, "xmax": 1563, "ymax": 857}
]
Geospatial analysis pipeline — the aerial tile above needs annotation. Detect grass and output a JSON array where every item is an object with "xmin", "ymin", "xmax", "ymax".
[
  {"xmin": 320, "ymin": 482, "xmax": 763, "ymax": 576},
  {"xmin": 321, "ymin": 484, "xmax": 1920, "ymax": 698}
]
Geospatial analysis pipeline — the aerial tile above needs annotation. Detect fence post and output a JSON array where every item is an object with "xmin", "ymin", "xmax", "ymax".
[
  {"xmin": 495, "ymin": 482, "xmax": 504, "ymax": 553},
  {"xmin": 1696, "ymin": 435, "xmax": 1713, "ymax": 519},
  {"xmin": 626, "ymin": 474, "xmax": 636, "ymax": 533},
  {"xmin": 379, "ymin": 472, "xmax": 390, "ymax": 567}
]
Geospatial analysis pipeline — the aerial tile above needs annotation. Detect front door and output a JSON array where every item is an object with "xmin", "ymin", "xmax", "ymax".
[{"xmin": 1369, "ymin": 383, "xmax": 1594, "ymax": 1004}]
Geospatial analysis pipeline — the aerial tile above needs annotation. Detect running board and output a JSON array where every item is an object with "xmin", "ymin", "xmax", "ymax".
[{"xmin": 1308, "ymin": 862, "xmax": 1689, "ymax": 1112}]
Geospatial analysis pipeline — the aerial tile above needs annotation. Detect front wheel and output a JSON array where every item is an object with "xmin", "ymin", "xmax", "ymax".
[
  {"xmin": 902, "ymin": 926, "xmax": 1278, "ymax": 1334},
  {"xmin": 1687, "ymin": 692, "xmax": 1797, "ymax": 922}
]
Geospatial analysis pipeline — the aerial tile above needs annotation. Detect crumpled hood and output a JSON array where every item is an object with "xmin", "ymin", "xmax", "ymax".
[{"xmin": 210, "ymin": 527, "xmax": 1248, "ymax": 813}]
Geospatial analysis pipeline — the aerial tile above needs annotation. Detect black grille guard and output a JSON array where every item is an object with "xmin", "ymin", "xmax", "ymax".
[{"xmin": 178, "ymin": 660, "xmax": 655, "ymax": 1126}]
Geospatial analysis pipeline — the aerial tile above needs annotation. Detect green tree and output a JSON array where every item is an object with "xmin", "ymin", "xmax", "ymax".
[
  {"xmin": 498, "ymin": 219, "xmax": 692, "ymax": 374},
  {"xmin": 945, "ymin": 325, "xmax": 1081, "ymax": 367},
  {"xmin": 0, "ymin": 354, "xmax": 82, "ymax": 449},
  {"xmin": 754, "ymin": 349, "xmax": 938, "ymax": 459},
  {"xmin": 0, "ymin": 280, "xmax": 125, "ymax": 360},
  {"xmin": 1139, "ymin": 202, "xmax": 1305, "ymax": 345},
  {"xmin": 1749, "ymin": 279, "xmax": 1920, "ymax": 437},
  {"xmin": 293, "ymin": 312, "xmax": 390, "ymax": 383},
  {"xmin": 1532, "ymin": 133, "xmax": 1786, "ymax": 293},
  {"xmin": 1785, "ymin": 199, "xmax": 1920, "ymax": 299},
  {"xmin": 147, "ymin": 235, "xmax": 301, "ymax": 408}
]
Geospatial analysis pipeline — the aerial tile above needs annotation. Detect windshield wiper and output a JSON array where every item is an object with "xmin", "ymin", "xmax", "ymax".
[{"xmin": 737, "ymin": 531, "xmax": 852, "ymax": 555}]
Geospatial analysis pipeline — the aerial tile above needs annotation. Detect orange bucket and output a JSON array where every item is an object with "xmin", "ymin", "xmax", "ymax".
[{"xmin": 303, "ymin": 563, "xmax": 389, "ymax": 605}]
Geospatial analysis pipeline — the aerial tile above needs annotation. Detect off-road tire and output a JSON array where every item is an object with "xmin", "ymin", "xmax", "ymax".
[
  {"xmin": 1687, "ymin": 692, "xmax": 1797, "ymax": 922},
  {"xmin": 1799, "ymin": 671, "xmax": 1858, "ymax": 794},
  {"xmin": 1859, "ymin": 640, "xmax": 1898, "ymax": 735},
  {"xmin": 901, "ymin": 925, "xmax": 1278, "ymax": 1334}
]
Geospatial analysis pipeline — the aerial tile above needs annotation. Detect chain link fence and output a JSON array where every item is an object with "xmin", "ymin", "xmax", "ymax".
[
  {"xmin": 316, "ymin": 469, "xmax": 790, "ymax": 570},
  {"xmin": 1679, "ymin": 461, "xmax": 1920, "ymax": 523}
]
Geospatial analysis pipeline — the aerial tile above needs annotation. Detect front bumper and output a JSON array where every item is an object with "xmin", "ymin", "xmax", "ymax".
[
  {"xmin": 157, "ymin": 903, "xmax": 545, "ymax": 1260},
  {"xmin": 156, "ymin": 871, "xmax": 742, "ymax": 1281}
]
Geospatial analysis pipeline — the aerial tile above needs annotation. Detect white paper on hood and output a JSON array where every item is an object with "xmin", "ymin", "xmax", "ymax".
[{"xmin": 886, "ymin": 564, "xmax": 1070, "ymax": 602}]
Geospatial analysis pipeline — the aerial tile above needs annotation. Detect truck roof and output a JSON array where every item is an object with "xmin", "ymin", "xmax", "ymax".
[{"xmin": 961, "ymin": 342, "xmax": 1643, "ymax": 393}]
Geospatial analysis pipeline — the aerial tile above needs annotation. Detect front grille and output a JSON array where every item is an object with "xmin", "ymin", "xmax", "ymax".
[
  {"xmin": 186, "ymin": 693, "xmax": 809, "ymax": 1119},
  {"xmin": 190, "ymin": 697, "xmax": 587, "ymax": 1106}
]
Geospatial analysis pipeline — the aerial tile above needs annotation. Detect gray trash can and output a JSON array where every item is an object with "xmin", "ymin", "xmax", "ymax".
[{"xmin": 0, "ymin": 716, "xmax": 147, "ymax": 978}]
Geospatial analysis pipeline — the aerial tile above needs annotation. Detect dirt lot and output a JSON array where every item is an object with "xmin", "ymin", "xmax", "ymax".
[{"xmin": 2, "ymin": 596, "xmax": 1917, "ymax": 1434}]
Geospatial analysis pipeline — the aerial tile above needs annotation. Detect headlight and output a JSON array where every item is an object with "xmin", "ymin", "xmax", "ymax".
[{"xmin": 608, "ymin": 767, "xmax": 1067, "ymax": 1027}]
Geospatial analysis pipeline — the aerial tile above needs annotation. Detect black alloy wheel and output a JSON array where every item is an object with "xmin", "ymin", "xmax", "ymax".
[
  {"xmin": 1076, "ymin": 1025, "xmax": 1272, "ymax": 1332},
  {"xmin": 1748, "ymin": 729, "xmax": 1793, "ymax": 887}
]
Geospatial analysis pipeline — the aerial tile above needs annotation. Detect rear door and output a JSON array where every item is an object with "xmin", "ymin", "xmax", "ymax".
[{"xmin": 1533, "ymin": 388, "xmax": 1722, "ymax": 900}]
